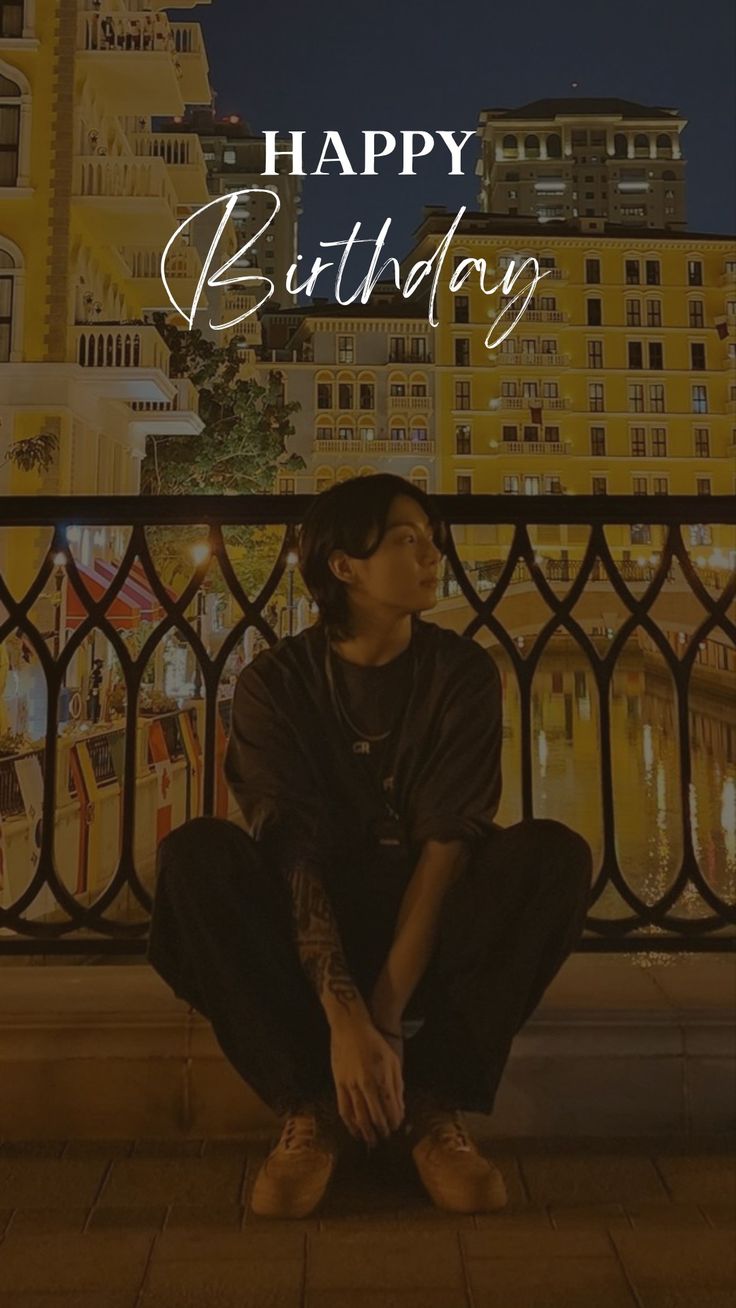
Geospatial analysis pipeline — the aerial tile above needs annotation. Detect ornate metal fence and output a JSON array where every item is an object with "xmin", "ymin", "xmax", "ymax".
[{"xmin": 0, "ymin": 494, "xmax": 734, "ymax": 954}]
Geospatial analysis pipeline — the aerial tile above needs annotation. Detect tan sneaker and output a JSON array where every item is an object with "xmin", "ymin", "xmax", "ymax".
[
  {"xmin": 406, "ymin": 1092, "xmax": 507, "ymax": 1214},
  {"xmin": 250, "ymin": 1097, "xmax": 341, "ymax": 1219}
]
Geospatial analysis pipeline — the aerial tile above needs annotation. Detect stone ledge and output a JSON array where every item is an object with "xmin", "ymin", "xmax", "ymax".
[{"xmin": 1, "ymin": 954, "xmax": 733, "ymax": 1140}]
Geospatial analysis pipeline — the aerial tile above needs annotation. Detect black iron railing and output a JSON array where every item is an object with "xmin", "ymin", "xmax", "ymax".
[{"xmin": 0, "ymin": 494, "xmax": 734, "ymax": 954}]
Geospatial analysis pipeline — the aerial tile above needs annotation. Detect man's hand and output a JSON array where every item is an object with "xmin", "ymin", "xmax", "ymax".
[{"xmin": 329, "ymin": 1015, "xmax": 405, "ymax": 1146}]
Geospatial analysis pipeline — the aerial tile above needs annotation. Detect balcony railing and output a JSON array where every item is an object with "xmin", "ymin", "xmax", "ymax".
[
  {"xmin": 71, "ymin": 324, "xmax": 170, "ymax": 375},
  {"xmin": 77, "ymin": 11, "xmax": 175, "ymax": 55},
  {"xmin": 495, "ymin": 441, "xmax": 568, "ymax": 455},
  {"xmin": 0, "ymin": 495, "xmax": 733, "ymax": 955}
]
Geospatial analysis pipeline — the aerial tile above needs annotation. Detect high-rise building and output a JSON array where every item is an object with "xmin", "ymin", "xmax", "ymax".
[{"xmin": 477, "ymin": 98, "xmax": 687, "ymax": 229}]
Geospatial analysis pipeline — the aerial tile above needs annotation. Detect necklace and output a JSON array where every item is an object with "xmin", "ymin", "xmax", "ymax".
[{"xmin": 324, "ymin": 631, "xmax": 415, "ymax": 750}]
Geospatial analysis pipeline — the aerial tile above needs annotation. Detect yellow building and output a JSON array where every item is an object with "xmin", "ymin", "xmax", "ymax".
[
  {"xmin": 401, "ymin": 210, "xmax": 735, "ymax": 577},
  {"xmin": 0, "ymin": 0, "xmax": 215, "ymax": 511}
]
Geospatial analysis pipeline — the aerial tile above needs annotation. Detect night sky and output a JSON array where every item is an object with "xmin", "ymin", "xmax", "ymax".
[{"xmin": 168, "ymin": 0, "xmax": 735, "ymax": 273}]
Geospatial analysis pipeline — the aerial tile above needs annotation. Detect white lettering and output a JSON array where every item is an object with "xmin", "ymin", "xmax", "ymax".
[
  {"xmin": 262, "ymin": 130, "xmax": 305, "ymax": 176},
  {"xmin": 313, "ymin": 130, "xmax": 356, "ymax": 176}
]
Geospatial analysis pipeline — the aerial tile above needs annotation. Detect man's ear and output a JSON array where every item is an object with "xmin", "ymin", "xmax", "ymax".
[{"xmin": 327, "ymin": 548, "xmax": 354, "ymax": 587}]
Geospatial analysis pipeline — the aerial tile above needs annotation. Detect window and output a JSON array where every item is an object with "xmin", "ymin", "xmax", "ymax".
[
  {"xmin": 389, "ymin": 336, "xmax": 405, "ymax": 361},
  {"xmin": 696, "ymin": 477, "xmax": 711, "ymax": 495},
  {"xmin": 455, "ymin": 424, "xmax": 471, "ymax": 454},
  {"xmin": 337, "ymin": 335, "xmax": 354, "ymax": 363},
  {"xmin": 687, "ymin": 260, "xmax": 703, "ymax": 286},
  {"xmin": 316, "ymin": 425, "xmax": 332, "ymax": 443},
  {"xmin": 316, "ymin": 382, "xmax": 333, "ymax": 409},
  {"xmin": 454, "ymin": 295, "xmax": 469, "ymax": 323},
  {"xmin": 645, "ymin": 260, "xmax": 661, "ymax": 285},
  {"xmin": 278, "ymin": 477, "xmax": 296, "ymax": 494},
  {"xmin": 410, "ymin": 382, "xmax": 427, "ymax": 396},
  {"xmin": 523, "ymin": 425, "xmax": 539, "ymax": 443},
  {"xmin": 0, "ymin": 70, "xmax": 21, "ymax": 186},
  {"xmin": 455, "ymin": 379, "xmax": 471, "ymax": 410},
  {"xmin": 590, "ymin": 426, "xmax": 606, "ymax": 456},
  {"xmin": 629, "ymin": 384, "xmax": 645, "ymax": 412},
  {"xmin": 587, "ymin": 340, "xmax": 604, "ymax": 368},
  {"xmin": 633, "ymin": 476, "xmax": 648, "ymax": 495},
  {"xmin": 223, "ymin": 148, "xmax": 236, "ymax": 165},
  {"xmin": 359, "ymin": 424, "xmax": 375, "ymax": 442},
  {"xmin": 631, "ymin": 523, "xmax": 652, "ymax": 543},
  {"xmin": 409, "ymin": 424, "xmax": 428, "ymax": 443},
  {"xmin": 0, "ymin": 250, "xmax": 14, "ymax": 362},
  {"xmin": 456, "ymin": 474, "xmax": 472, "ymax": 494},
  {"xmin": 692, "ymin": 384, "xmax": 708, "ymax": 413},
  {"xmin": 690, "ymin": 524, "xmax": 712, "ymax": 546},
  {"xmin": 592, "ymin": 476, "xmax": 607, "ymax": 495},
  {"xmin": 688, "ymin": 300, "xmax": 704, "ymax": 328},
  {"xmin": 648, "ymin": 342, "xmax": 663, "ymax": 369},
  {"xmin": 544, "ymin": 425, "xmax": 560, "ymax": 443},
  {"xmin": 390, "ymin": 426, "xmax": 407, "ymax": 443},
  {"xmin": 691, "ymin": 343, "xmax": 706, "ymax": 370},
  {"xmin": 1, "ymin": 3, "xmax": 23, "ymax": 37},
  {"xmin": 585, "ymin": 258, "xmax": 601, "ymax": 283},
  {"xmin": 539, "ymin": 296, "xmax": 556, "ymax": 311},
  {"xmin": 631, "ymin": 428, "xmax": 646, "ymax": 456},
  {"xmin": 545, "ymin": 476, "xmax": 562, "ymax": 494},
  {"xmin": 540, "ymin": 338, "xmax": 557, "ymax": 355},
  {"xmin": 410, "ymin": 474, "xmax": 428, "ymax": 493},
  {"xmin": 542, "ymin": 381, "xmax": 559, "ymax": 398},
  {"xmin": 454, "ymin": 337, "xmax": 470, "ymax": 366},
  {"xmin": 586, "ymin": 298, "xmax": 602, "ymax": 325},
  {"xmin": 503, "ymin": 475, "xmax": 519, "ymax": 494},
  {"xmin": 651, "ymin": 428, "xmax": 667, "ymax": 457},
  {"xmin": 628, "ymin": 341, "xmax": 643, "ymax": 369},
  {"xmin": 626, "ymin": 299, "xmax": 641, "ymax": 326},
  {"xmin": 338, "ymin": 382, "xmax": 354, "ymax": 409},
  {"xmin": 649, "ymin": 384, "xmax": 665, "ymax": 413},
  {"xmin": 502, "ymin": 425, "xmax": 517, "ymax": 442},
  {"xmin": 694, "ymin": 428, "xmax": 710, "ymax": 457},
  {"xmin": 646, "ymin": 300, "xmax": 662, "ymax": 327},
  {"xmin": 652, "ymin": 477, "xmax": 668, "ymax": 495},
  {"xmin": 410, "ymin": 338, "xmax": 427, "ymax": 361},
  {"xmin": 389, "ymin": 380, "xmax": 406, "ymax": 397},
  {"xmin": 359, "ymin": 382, "xmax": 374, "ymax": 409},
  {"xmin": 523, "ymin": 476, "xmax": 541, "ymax": 495},
  {"xmin": 501, "ymin": 380, "xmax": 518, "ymax": 397},
  {"xmin": 588, "ymin": 382, "xmax": 604, "ymax": 412},
  {"xmin": 337, "ymin": 424, "xmax": 354, "ymax": 441},
  {"xmin": 625, "ymin": 259, "xmax": 640, "ymax": 284}
]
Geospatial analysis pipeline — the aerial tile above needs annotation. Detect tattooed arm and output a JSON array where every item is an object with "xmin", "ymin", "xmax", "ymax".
[{"xmin": 283, "ymin": 857, "xmax": 372, "ymax": 1031}]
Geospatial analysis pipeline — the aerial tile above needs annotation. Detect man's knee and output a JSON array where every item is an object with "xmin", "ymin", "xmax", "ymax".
[
  {"xmin": 156, "ymin": 816, "xmax": 261, "ymax": 883},
  {"xmin": 528, "ymin": 819, "xmax": 593, "ymax": 897}
]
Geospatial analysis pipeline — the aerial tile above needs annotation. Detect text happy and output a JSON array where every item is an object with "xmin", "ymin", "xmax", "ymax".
[{"xmin": 261, "ymin": 130, "xmax": 477, "ymax": 176}]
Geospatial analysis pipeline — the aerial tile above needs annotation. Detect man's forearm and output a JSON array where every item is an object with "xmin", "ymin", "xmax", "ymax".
[
  {"xmin": 283, "ymin": 858, "xmax": 371, "ymax": 1031},
  {"xmin": 370, "ymin": 839, "xmax": 471, "ymax": 1026}
]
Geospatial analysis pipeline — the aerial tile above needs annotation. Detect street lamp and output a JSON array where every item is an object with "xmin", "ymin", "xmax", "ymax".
[
  {"xmin": 189, "ymin": 540, "xmax": 210, "ymax": 699},
  {"xmin": 285, "ymin": 549, "xmax": 299, "ymax": 637}
]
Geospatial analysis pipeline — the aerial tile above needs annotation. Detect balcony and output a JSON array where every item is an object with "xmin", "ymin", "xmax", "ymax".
[
  {"xmin": 494, "ymin": 441, "xmax": 568, "ymax": 455},
  {"xmin": 131, "ymin": 132, "xmax": 210, "ymax": 206},
  {"xmin": 128, "ymin": 377, "xmax": 203, "ymax": 436},
  {"xmin": 313, "ymin": 439, "xmax": 436, "ymax": 456},
  {"xmin": 72, "ymin": 156, "xmax": 180, "ymax": 245},
  {"xmin": 123, "ymin": 244, "xmax": 208, "ymax": 313},
  {"xmin": 170, "ymin": 22, "xmax": 211, "ymax": 105},
  {"xmin": 70, "ymin": 324, "xmax": 172, "ymax": 400},
  {"xmin": 76, "ymin": 11, "xmax": 184, "ymax": 116},
  {"xmin": 0, "ymin": 493, "xmax": 732, "ymax": 959},
  {"xmin": 523, "ymin": 310, "xmax": 567, "ymax": 323},
  {"xmin": 313, "ymin": 438, "xmax": 364, "ymax": 454},
  {"xmin": 500, "ymin": 397, "xmax": 571, "ymax": 410},
  {"xmin": 491, "ymin": 353, "xmax": 569, "ymax": 368}
]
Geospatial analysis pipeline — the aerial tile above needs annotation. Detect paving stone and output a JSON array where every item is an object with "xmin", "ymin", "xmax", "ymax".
[
  {"xmin": 165, "ymin": 1204, "xmax": 244, "ymax": 1230},
  {"xmin": 63, "ymin": 1141, "xmax": 135, "ymax": 1158},
  {"xmin": 0, "ymin": 1159, "xmax": 108, "ymax": 1208},
  {"xmin": 7, "ymin": 1207, "xmax": 89, "ymax": 1233},
  {"xmin": 610, "ymin": 1228, "xmax": 736, "ymax": 1290},
  {"xmin": 99, "ymin": 1155, "xmax": 246, "ymax": 1207},
  {"xmin": 0, "ymin": 1295, "xmax": 138, "ymax": 1308},
  {"xmin": 153, "ymin": 1229, "xmax": 307, "ymax": 1261},
  {"xmin": 549, "ymin": 1203, "xmax": 631, "ymax": 1229},
  {"xmin": 654, "ymin": 1154, "xmax": 736, "ymax": 1205},
  {"xmin": 0, "ymin": 1232, "xmax": 154, "ymax": 1294},
  {"xmin": 519, "ymin": 1153, "xmax": 667, "ymax": 1205},
  {"xmin": 140, "ymin": 1256, "xmax": 304, "ymax": 1305},
  {"xmin": 0, "ymin": 1141, "xmax": 67, "ymax": 1157},
  {"xmin": 466, "ymin": 1257, "xmax": 637, "ymax": 1307},
  {"xmin": 305, "ymin": 1293, "xmax": 471, "ymax": 1308},
  {"xmin": 634, "ymin": 1293, "xmax": 736, "ymax": 1307},
  {"xmin": 474, "ymin": 1204, "xmax": 552, "ymax": 1230},
  {"xmin": 306, "ymin": 1230, "xmax": 466, "ymax": 1291},
  {"xmin": 132, "ymin": 1139, "xmax": 205, "ymax": 1157},
  {"xmin": 625, "ymin": 1201, "xmax": 711, "ymax": 1227},
  {"xmin": 462, "ymin": 1228, "xmax": 616, "ymax": 1258},
  {"xmin": 86, "ymin": 1205, "xmax": 168, "ymax": 1232}
]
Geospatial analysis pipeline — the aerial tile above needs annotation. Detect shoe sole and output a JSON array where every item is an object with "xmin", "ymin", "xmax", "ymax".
[{"xmin": 250, "ymin": 1156, "xmax": 336, "ymax": 1220}]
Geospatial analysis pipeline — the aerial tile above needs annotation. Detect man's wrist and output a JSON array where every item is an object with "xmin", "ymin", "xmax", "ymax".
[{"xmin": 325, "ymin": 993, "xmax": 372, "ymax": 1032}]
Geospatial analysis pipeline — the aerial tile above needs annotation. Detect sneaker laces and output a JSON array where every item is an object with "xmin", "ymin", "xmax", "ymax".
[
  {"xmin": 278, "ymin": 1110, "xmax": 319, "ymax": 1154},
  {"xmin": 415, "ymin": 1105, "xmax": 473, "ymax": 1153}
]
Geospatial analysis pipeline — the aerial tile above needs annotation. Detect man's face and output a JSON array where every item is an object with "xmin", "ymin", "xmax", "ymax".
[{"xmin": 330, "ymin": 494, "xmax": 444, "ymax": 616}]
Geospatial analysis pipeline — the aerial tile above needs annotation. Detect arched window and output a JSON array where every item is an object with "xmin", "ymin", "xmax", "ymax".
[
  {"xmin": 314, "ymin": 466, "xmax": 333, "ymax": 493},
  {"xmin": 656, "ymin": 133, "xmax": 673, "ymax": 157},
  {"xmin": 388, "ymin": 370, "xmax": 407, "ymax": 400},
  {"xmin": 0, "ymin": 239, "xmax": 22, "ymax": 361},
  {"xmin": 409, "ymin": 420, "xmax": 428, "ymax": 444},
  {"xmin": 501, "ymin": 133, "xmax": 518, "ymax": 157},
  {"xmin": 524, "ymin": 134, "xmax": 540, "ymax": 158},
  {"xmin": 613, "ymin": 133, "xmax": 627, "ymax": 158},
  {"xmin": 662, "ymin": 169, "xmax": 676, "ymax": 181},
  {"xmin": 634, "ymin": 133, "xmax": 649, "ymax": 157},
  {"xmin": 0, "ymin": 70, "xmax": 21, "ymax": 186},
  {"xmin": 409, "ymin": 467, "xmax": 429, "ymax": 493},
  {"xmin": 546, "ymin": 133, "xmax": 562, "ymax": 158},
  {"xmin": 336, "ymin": 466, "xmax": 353, "ymax": 483}
]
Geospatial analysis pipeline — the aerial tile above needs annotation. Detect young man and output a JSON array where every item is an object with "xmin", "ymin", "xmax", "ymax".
[{"xmin": 147, "ymin": 473, "xmax": 592, "ymax": 1218}]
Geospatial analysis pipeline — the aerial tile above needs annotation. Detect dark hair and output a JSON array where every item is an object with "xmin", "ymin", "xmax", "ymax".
[{"xmin": 297, "ymin": 473, "xmax": 447, "ymax": 641}]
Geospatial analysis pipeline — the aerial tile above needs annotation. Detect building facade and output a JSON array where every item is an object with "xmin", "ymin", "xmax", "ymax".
[{"xmin": 477, "ymin": 98, "xmax": 687, "ymax": 229}]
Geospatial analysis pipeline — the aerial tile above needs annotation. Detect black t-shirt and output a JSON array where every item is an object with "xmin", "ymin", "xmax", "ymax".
[{"xmin": 329, "ymin": 641, "xmax": 414, "ymax": 790}]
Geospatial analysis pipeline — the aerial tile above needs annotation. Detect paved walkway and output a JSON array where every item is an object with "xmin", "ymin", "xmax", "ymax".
[{"xmin": 0, "ymin": 1127, "xmax": 734, "ymax": 1306}]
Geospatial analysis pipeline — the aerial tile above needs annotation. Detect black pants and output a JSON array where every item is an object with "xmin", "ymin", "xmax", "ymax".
[{"xmin": 146, "ymin": 816, "xmax": 593, "ymax": 1117}]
